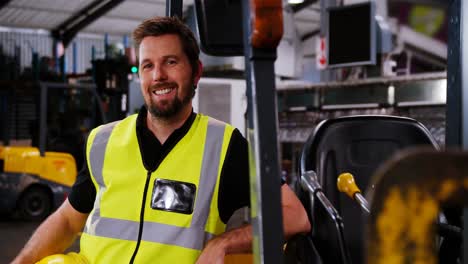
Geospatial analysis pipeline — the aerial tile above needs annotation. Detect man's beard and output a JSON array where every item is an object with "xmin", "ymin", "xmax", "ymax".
[{"xmin": 146, "ymin": 82, "xmax": 193, "ymax": 119}]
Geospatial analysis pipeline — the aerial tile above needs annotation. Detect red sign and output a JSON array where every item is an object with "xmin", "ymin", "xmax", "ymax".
[{"xmin": 316, "ymin": 37, "xmax": 327, "ymax": 70}]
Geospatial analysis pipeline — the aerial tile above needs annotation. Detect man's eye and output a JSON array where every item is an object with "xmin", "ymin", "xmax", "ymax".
[
  {"xmin": 143, "ymin": 63, "xmax": 152, "ymax": 69},
  {"xmin": 167, "ymin": 59, "xmax": 177, "ymax": 65}
]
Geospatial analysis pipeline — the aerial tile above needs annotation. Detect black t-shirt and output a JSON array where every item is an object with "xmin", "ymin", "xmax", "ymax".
[{"xmin": 68, "ymin": 107, "xmax": 250, "ymax": 224}]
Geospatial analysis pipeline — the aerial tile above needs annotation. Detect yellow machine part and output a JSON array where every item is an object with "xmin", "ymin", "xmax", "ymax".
[
  {"xmin": 0, "ymin": 146, "xmax": 77, "ymax": 187},
  {"xmin": 366, "ymin": 150, "xmax": 468, "ymax": 264},
  {"xmin": 225, "ymin": 254, "xmax": 253, "ymax": 264},
  {"xmin": 36, "ymin": 253, "xmax": 89, "ymax": 264}
]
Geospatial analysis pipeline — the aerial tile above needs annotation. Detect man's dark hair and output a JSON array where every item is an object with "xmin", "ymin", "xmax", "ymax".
[{"xmin": 132, "ymin": 16, "xmax": 200, "ymax": 75}]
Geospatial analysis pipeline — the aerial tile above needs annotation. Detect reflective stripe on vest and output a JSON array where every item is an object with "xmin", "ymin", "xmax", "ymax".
[
  {"xmin": 85, "ymin": 117, "xmax": 226, "ymax": 250},
  {"xmin": 87, "ymin": 120, "xmax": 119, "ymax": 218}
]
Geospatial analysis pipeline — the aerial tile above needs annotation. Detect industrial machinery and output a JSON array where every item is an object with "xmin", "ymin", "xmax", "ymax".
[
  {"xmin": 0, "ymin": 81, "xmax": 105, "ymax": 220},
  {"xmin": 0, "ymin": 146, "xmax": 76, "ymax": 220}
]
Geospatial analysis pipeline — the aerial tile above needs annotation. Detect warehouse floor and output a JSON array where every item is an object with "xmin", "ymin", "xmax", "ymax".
[{"xmin": 0, "ymin": 216, "xmax": 80, "ymax": 262}]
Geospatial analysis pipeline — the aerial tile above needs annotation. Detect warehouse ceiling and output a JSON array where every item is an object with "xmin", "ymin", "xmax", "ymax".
[
  {"xmin": 0, "ymin": 0, "xmax": 450, "ymax": 75},
  {"xmin": 0, "ymin": 0, "xmax": 321, "ymax": 40}
]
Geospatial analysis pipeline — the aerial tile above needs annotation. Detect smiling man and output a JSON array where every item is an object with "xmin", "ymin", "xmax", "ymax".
[
  {"xmin": 139, "ymin": 34, "xmax": 197, "ymax": 117},
  {"xmin": 13, "ymin": 17, "xmax": 310, "ymax": 264}
]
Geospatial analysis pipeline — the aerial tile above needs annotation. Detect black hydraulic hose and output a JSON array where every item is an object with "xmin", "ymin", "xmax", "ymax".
[{"xmin": 129, "ymin": 171, "xmax": 152, "ymax": 264}]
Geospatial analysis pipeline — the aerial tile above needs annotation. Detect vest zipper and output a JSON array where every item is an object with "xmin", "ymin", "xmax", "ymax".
[{"xmin": 129, "ymin": 171, "xmax": 152, "ymax": 264}]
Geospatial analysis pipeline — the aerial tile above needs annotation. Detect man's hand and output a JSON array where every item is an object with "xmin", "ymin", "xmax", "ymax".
[
  {"xmin": 195, "ymin": 184, "xmax": 310, "ymax": 264},
  {"xmin": 196, "ymin": 236, "xmax": 227, "ymax": 264},
  {"xmin": 12, "ymin": 200, "xmax": 88, "ymax": 264},
  {"xmin": 196, "ymin": 224, "xmax": 252, "ymax": 264}
]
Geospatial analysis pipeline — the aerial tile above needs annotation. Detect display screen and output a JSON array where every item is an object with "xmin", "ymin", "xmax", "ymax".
[
  {"xmin": 194, "ymin": 0, "xmax": 244, "ymax": 56},
  {"xmin": 327, "ymin": 2, "xmax": 376, "ymax": 68}
]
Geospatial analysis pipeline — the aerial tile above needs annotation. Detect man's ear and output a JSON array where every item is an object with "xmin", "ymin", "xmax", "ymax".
[{"xmin": 193, "ymin": 60, "xmax": 203, "ymax": 85}]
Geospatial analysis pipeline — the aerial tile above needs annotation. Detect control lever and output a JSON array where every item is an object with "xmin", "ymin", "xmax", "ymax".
[{"xmin": 337, "ymin": 173, "xmax": 370, "ymax": 213}]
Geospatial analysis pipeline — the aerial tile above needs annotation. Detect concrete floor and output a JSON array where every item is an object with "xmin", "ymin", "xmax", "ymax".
[{"xmin": 0, "ymin": 216, "xmax": 80, "ymax": 263}]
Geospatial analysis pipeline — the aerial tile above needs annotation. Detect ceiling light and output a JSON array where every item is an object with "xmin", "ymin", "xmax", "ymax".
[{"xmin": 288, "ymin": 0, "xmax": 304, "ymax": 4}]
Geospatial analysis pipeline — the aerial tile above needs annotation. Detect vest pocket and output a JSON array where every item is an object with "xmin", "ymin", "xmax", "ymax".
[{"xmin": 151, "ymin": 178, "xmax": 197, "ymax": 215}]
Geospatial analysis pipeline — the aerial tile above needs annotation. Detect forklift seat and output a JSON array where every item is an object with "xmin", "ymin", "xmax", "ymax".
[{"xmin": 289, "ymin": 115, "xmax": 439, "ymax": 264}]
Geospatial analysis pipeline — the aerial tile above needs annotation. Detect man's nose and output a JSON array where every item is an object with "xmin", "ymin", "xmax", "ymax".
[{"xmin": 152, "ymin": 65, "xmax": 168, "ymax": 81}]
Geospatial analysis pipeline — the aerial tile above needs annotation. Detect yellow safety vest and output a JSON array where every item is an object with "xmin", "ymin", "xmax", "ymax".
[{"xmin": 80, "ymin": 113, "xmax": 234, "ymax": 263}]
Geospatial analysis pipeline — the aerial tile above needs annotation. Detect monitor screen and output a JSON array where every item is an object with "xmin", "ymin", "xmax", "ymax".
[
  {"xmin": 327, "ymin": 2, "xmax": 376, "ymax": 68},
  {"xmin": 194, "ymin": 0, "xmax": 244, "ymax": 56}
]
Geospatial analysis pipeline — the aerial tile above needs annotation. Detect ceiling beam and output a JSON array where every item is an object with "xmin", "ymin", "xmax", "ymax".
[
  {"xmin": 166, "ymin": 0, "xmax": 183, "ymax": 18},
  {"xmin": 52, "ymin": 0, "xmax": 126, "ymax": 48},
  {"xmin": 291, "ymin": 0, "xmax": 319, "ymax": 13},
  {"xmin": 0, "ymin": 0, "xmax": 13, "ymax": 11},
  {"xmin": 301, "ymin": 29, "xmax": 320, "ymax": 41}
]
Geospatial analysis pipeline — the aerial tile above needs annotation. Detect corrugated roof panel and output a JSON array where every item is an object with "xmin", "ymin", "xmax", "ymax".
[
  {"xmin": 106, "ymin": 1, "xmax": 166, "ymax": 20},
  {"xmin": 11, "ymin": 0, "xmax": 95, "ymax": 13},
  {"xmin": 84, "ymin": 17, "xmax": 141, "ymax": 35},
  {"xmin": 0, "ymin": 8, "xmax": 11, "ymax": 22},
  {"xmin": 40, "ymin": 13, "xmax": 72, "ymax": 29},
  {"xmin": 126, "ymin": 0, "xmax": 191, "ymax": 6},
  {"xmin": 33, "ymin": 12, "xmax": 59, "ymax": 26},
  {"xmin": 0, "ymin": 7, "xmax": 22, "ymax": 24},
  {"xmin": 4, "ymin": 9, "xmax": 38, "ymax": 25},
  {"xmin": 0, "ymin": 7, "xmax": 69, "ymax": 30}
]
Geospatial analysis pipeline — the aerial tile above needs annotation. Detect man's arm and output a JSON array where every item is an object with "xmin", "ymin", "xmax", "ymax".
[
  {"xmin": 196, "ymin": 184, "xmax": 311, "ymax": 263},
  {"xmin": 281, "ymin": 184, "xmax": 311, "ymax": 239},
  {"xmin": 12, "ymin": 199, "xmax": 89, "ymax": 264}
]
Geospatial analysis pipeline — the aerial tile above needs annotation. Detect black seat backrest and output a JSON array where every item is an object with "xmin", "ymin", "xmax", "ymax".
[{"xmin": 299, "ymin": 115, "xmax": 438, "ymax": 264}]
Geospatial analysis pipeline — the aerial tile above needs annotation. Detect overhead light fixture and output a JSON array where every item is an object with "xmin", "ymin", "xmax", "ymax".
[{"xmin": 288, "ymin": 0, "xmax": 304, "ymax": 4}]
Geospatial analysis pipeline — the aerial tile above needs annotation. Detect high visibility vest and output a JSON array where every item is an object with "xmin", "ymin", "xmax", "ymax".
[{"xmin": 80, "ymin": 114, "xmax": 234, "ymax": 263}]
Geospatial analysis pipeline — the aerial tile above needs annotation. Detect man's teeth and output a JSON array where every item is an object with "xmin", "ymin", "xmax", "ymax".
[{"xmin": 154, "ymin": 88, "xmax": 173, "ymax": 95}]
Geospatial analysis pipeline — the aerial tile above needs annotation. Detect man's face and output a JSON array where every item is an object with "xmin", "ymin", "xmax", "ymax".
[{"xmin": 138, "ymin": 34, "xmax": 201, "ymax": 119}]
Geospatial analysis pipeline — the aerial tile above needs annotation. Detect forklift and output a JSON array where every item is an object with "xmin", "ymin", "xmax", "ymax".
[{"xmin": 0, "ymin": 81, "xmax": 105, "ymax": 220}]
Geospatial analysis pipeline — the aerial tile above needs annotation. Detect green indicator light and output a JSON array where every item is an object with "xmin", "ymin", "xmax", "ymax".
[{"xmin": 131, "ymin": 66, "xmax": 138, "ymax": 73}]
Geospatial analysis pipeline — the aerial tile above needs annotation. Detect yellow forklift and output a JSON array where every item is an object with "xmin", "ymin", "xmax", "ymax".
[
  {"xmin": 0, "ymin": 145, "xmax": 76, "ymax": 220},
  {"xmin": 0, "ymin": 81, "xmax": 105, "ymax": 220}
]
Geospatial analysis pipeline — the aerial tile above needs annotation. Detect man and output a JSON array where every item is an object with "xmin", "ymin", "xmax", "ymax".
[{"xmin": 13, "ymin": 16, "xmax": 310, "ymax": 264}]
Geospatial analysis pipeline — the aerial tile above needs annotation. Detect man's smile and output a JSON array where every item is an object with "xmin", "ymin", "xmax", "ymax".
[{"xmin": 153, "ymin": 87, "xmax": 175, "ymax": 95}]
